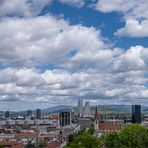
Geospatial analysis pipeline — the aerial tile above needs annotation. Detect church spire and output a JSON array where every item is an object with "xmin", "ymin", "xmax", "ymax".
[
  {"xmin": 94, "ymin": 106, "xmax": 99, "ymax": 130},
  {"xmin": 94, "ymin": 106, "xmax": 99, "ymax": 121}
]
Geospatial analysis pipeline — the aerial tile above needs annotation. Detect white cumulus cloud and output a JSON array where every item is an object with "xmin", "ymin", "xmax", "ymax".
[{"xmin": 96, "ymin": 0, "xmax": 148, "ymax": 37}]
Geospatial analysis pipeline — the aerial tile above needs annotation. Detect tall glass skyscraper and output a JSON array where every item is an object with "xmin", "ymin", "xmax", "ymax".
[
  {"xmin": 132, "ymin": 105, "xmax": 141, "ymax": 124},
  {"xmin": 83, "ymin": 101, "xmax": 90, "ymax": 117},
  {"xmin": 78, "ymin": 99, "xmax": 83, "ymax": 117},
  {"xmin": 27, "ymin": 110, "xmax": 32, "ymax": 117},
  {"xmin": 36, "ymin": 109, "xmax": 41, "ymax": 119},
  {"xmin": 60, "ymin": 111, "xmax": 71, "ymax": 127},
  {"xmin": 5, "ymin": 111, "xmax": 10, "ymax": 118}
]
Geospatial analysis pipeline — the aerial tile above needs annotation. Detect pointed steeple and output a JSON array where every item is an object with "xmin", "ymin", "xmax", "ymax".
[
  {"xmin": 94, "ymin": 106, "xmax": 99, "ymax": 130},
  {"xmin": 94, "ymin": 106, "xmax": 99, "ymax": 121}
]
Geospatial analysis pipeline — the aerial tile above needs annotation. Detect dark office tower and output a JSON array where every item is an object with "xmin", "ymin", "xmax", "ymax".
[
  {"xmin": 60, "ymin": 111, "xmax": 71, "ymax": 127},
  {"xmin": 36, "ymin": 109, "xmax": 41, "ymax": 119},
  {"xmin": 27, "ymin": 110, "xmax": 32, "ymax": 116},
  {"xmin": 132, "ymin": 105, "xmax": 141, "ymax": 124},
  {"xmin": 5, "ymin": 111, "xmax": 10, "ymax": 118}
]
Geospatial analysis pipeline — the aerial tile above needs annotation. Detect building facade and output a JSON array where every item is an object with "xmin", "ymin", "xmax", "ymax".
[
  {"xmin": 60, "ymin": 111, "xmax": 71, "ymax": 127},
  {"xmin": 27, "ymin": 110, "xmax": 32, "ymax": 117},
  {"xmin": 78, "ymin": 99, "xmax": 83, "ymax": 117},
  {"xmin": 132, "ymin": 105, "xmax": 141, "ymax": 123},
  {"xmin": 5, "ymin": 111, "xmax": 10, "ymax": 118},
  {"xmin": 83, "ymin": 101, "xmax": 90, "ymax": 118},
  {"xmin": 36, "ymin": 109, "xmax": 41, "ymax": 119}
]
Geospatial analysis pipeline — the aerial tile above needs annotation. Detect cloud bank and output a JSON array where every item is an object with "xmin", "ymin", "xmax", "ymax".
[{"xmin": 0, "ymin": 0, "xmax": 147, "ymax": 110}]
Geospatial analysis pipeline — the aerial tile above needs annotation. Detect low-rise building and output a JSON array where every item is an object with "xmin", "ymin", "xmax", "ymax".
[
  {"xmin": 0, "ymin": 141, "xmax": 24, "ymax": 148},
  {"xmin": 78, "ymin": 118, "xmax": 92, "ymax": 128}
]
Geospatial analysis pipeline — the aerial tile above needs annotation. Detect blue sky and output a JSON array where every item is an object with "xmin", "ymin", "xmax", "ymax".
[
  {"xmin": 0, "ymin": 0, "xmax": 148, "ymax": 111},
  {"xmin": 47, "ymin": 0, "xmax": 148, "ymax": 49}
]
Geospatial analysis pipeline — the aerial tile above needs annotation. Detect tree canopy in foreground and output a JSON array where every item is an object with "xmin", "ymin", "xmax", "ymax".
[{"xmin": 67, "ymin": 124, "xmax": 148, "ymax": 148}]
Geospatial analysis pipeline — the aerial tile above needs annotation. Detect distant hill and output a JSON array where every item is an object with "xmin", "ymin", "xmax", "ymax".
[
  {"xmin": 1, "ymin": 104, "xmax": 148, "ymax": 114},
  {"xmin": 43, "ymin": 105, "xmax": 74, "ymax": 113},
  {"xmin": 43, "ymin": 105, "xmax": 132, "ymax": 113},
  {"xmin": 42, "ymin": 104, "xmax": 148, "ymax": 114},
  {"xmin": 96, "ymin": 105, "xmax": 148, "ymax": 112},
  {"xmin": 97, "ymin": 105, "xmax": 131, "ymax": 112}
]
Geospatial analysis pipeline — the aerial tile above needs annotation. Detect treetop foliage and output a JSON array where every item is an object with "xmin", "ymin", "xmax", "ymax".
[{"xmin": 67, "ymin": 124, "xmax": 148, "ymax": 148}]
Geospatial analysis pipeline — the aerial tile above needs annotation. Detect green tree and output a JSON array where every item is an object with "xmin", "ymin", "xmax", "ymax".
[
  {"xmin": 66, "ymin": 124, "xmax": 148, "ymax": 148},
  {"xmin": 66, "ymin": 132, "xmax": 100, "ymax": 148},
  {"xmin": 100, "ymin": 124, "xmax": 148, "ymax": 148},
  {"xmin": 87, "ymin": 126, "xmax": 95, "ymax": 135},
  {"xmin": 99, "ymin": 131, "xmax": 123, "ymax": 148},
  {"xmin": 25, "ymin": 142, "xmax": 36, "ymax": 148},
  {"xmin": 119, "ymin": 124, "xmax": 148, "ymax": 148},
  {"xmin": 37, "ymin": 141, "xmax": 47, "ymax": 148}
]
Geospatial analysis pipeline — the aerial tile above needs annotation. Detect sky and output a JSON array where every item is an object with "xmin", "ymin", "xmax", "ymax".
[{"xmin": 0, "ymin": 0, "xmax": 148, "ymax": 111}]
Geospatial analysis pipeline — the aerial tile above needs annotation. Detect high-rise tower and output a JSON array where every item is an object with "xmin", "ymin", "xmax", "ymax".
[
  {"xmin": 36, "ymin": 109, "xmax": 41, "ymax": 119},
  {"xmin": 59, "ymin": 111, "xmax": 72, "ymax": 127},
  {"xmin": 83, "ymin": 101, "xmax": 90, "ymax": 117},
  {"xmin": 5, "ymin": 111, "xmax": 10, "ymax": 118},
  {"xmin": 78, "ymin": 99, "xmax": 83, "ymax": 117},
  {"xmin": 27, "ymin": 110, "xmax": 32, "ymax": 117},
  {"xmin": 132, "ymin": 105, "xmax": 141, "ymax": 124}
]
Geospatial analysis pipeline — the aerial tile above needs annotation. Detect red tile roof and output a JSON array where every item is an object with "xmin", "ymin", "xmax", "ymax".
[
  {"xmin": 46, "ymin": 140, "xmax": 61, "ymax": 148},
  {"xmin": 99, "ymin": 122, "xmax": 122, "ymax": 131},
  {"xmin": 15, "ymin": 132, "xmax": 39, "ymax": 137},
  {"xmin": 0, "ymin": 141, "xmax": 24, "ymax": 148},
  {"xmin": 15, "ymin": 132, "xmax": 50, "ymax": 138},
  {"xmin": 40, "ymin": 133, "xmax": 50, "ymax": 137}
]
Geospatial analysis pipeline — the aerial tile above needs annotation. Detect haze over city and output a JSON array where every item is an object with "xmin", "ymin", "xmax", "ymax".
[{"xmin": 0, "ymin": 0, "xmax": 148, "ymax": 111}]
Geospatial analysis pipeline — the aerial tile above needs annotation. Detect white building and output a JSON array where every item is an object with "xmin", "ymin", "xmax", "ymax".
[
  {"xmin": 25, "ymin": 119, "xmax": 34, "ymax": 125},
  {"xmin": 6, "ymin": 119, "xmax": 15, "ymax": 125},
  {"xmin": 0, "ymin": 120, "xmax": 6, "ymax": 126},
  {"xmin": 0, "ymin": 134, "xmax": 14, "ymax": 140},
  {"xmin": 83, "ymin": 101, "xmax": 90, "ymax": 118},
  {"xmin": 43, "ymin": 119, "xmax": 52, "ymax": 125},
  {"xmin": 34, "ymin": 119, "xmax": 43, "ymax": 125},
  {"xmin": 15, "ymin": 120, "xmax": 25, "ymax": 125}
]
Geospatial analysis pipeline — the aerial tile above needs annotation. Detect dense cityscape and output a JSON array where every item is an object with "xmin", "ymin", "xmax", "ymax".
[{"xmin": 0, "ymin": 99, "xmax": 147, "ymax": 147}]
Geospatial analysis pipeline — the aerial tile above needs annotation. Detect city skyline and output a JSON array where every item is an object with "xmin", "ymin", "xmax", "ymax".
[{"xmin": 0, "ymin": 0, "xmax": 148, "ymax": 110}]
